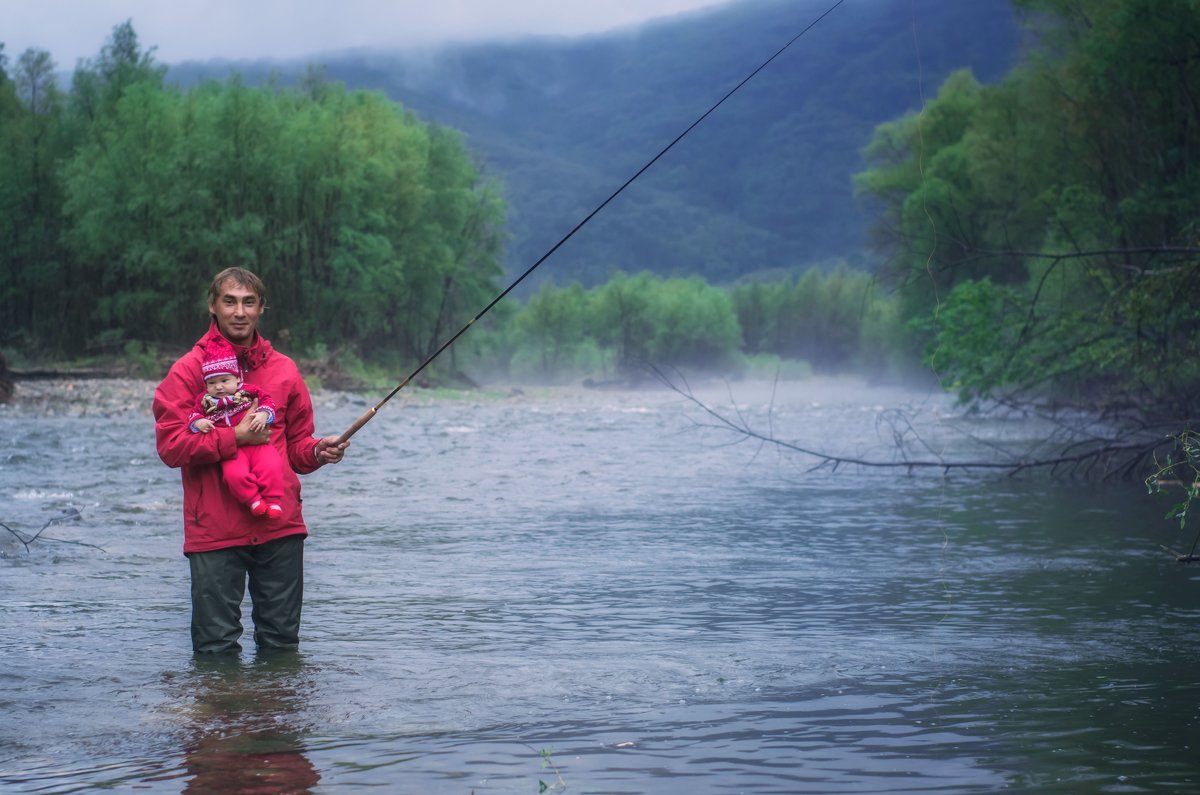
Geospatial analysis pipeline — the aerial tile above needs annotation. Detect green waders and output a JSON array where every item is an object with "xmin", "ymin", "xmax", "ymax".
[{"xmin": 187, "ymin": 534, "xmax": 304, "ymax": 654}]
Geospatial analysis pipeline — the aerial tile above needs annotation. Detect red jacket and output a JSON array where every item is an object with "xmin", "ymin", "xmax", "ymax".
[{"xmin": 154, "ymin": 323, "xmax": 324, "ymax": 554}]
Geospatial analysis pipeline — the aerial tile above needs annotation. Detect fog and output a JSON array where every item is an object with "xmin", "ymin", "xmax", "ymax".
[{"xmin": 6, "ymin": 0, "xmax": 733, "ymax": 68}]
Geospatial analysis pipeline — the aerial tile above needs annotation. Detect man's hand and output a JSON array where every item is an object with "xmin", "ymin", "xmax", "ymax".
[
  {"xmin": 235, "ymin": 399, "xmax": 270, "ymax": 446},
  {"xmin": 314, "ymin": 436, "xmax": 349, "ymax": 465}
]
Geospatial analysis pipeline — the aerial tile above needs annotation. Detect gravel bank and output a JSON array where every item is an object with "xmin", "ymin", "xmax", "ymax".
[{"xmin": 0, "ymin": 379, "xmax": 159, "ymax": 418}]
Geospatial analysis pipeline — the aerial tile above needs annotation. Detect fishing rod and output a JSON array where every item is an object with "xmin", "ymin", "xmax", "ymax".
[{"xmin": 335, "ymin": 0, "xmax": 847, "ymax": 445}]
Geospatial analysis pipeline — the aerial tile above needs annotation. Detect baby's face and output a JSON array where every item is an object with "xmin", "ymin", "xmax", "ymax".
[{"xmin": 205, "ymin": 374, "xmax": 239, "ymax": 397}]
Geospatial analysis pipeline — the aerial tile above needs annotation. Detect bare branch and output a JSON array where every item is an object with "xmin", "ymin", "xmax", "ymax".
[
  {"xmin": 0, "ymin": 509, "xmax": 104, "ymax": 554},
  {"xmin": 649, "ymin": 363, "xmax": 1165, "ymax": 478}
]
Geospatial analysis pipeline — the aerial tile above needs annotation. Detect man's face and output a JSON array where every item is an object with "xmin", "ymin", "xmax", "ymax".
[{"xmin": 209, "ymin": 280, "xmax": 262, "ymax": 346}]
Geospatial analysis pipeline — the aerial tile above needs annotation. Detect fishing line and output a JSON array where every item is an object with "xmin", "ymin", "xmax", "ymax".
[{"xmin": 336, "ymin": 0, "xmax": 848, "ymax": 444}]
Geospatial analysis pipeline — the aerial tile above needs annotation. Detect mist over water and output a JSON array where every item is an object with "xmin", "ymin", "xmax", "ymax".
[{"xmin": 2, "ymin": 378, "xmax": 1198, "ymax": 793}]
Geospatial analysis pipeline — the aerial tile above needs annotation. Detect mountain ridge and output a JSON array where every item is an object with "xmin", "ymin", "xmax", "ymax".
[{"xmin": 168, "ymin": 0, "xmax": 1021, "ymax": 286}]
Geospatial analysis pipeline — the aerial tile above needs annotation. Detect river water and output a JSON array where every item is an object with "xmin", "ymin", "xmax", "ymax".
[{"xmin": 1, "ymin": 377, "xmax": 1197, "ymax": 793}]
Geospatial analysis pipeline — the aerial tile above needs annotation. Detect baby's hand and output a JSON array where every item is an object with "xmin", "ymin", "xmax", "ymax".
[
  {"xmin": 248, "ymin": 410, "xmax": 270, "ymax": 432},
  {"xmin": 194, "ymin": 419, "xmax": 215, "ymax": 433}
]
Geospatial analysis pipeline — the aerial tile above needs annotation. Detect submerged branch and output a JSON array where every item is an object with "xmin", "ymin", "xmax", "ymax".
[
  {"xmin": 1160, "ymin": 544, "xmax": 1200, "ymax": 563},
  {"xmin": 0, "ymin": 509, "xmax": 104, "ymax": 554},
  {"xmin": 649, "ymin": 364, "xmax": 1165, "ymax": 479}
]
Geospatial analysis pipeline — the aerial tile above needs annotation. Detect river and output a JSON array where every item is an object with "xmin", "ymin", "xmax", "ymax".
[{"xmin": 1, "ymin": 377, "xmax": 1197, "ymax": 793}]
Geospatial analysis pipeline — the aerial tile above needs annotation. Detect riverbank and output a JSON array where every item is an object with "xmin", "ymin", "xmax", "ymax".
[
  {"xmin": 0, "ymin": 352, "xmax": 523, "ymax": 416},
  {"xmin": 0, "ymin": 378, "xmax": 159, "ymax": 418},
  {"xmin": 0, "ymin": 377, "xmax": 474, "ymax": 419},
  {"xmin": 0, "ymin": 341, "xmax": 483, "ymax": 413},
  {"xmin": 0, "ymin": 375, "xmax": 637, "ymax": 420}
]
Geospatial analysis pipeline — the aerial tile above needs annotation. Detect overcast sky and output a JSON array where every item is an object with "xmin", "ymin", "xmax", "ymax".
[{"xmin": 5, "ymin": 0, "xmax": 734, "ymax": 68}]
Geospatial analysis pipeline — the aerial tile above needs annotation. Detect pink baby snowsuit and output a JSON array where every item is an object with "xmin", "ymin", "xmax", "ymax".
[{"xmin": 187, "ymin": 382, "xmax": 285, "ymax": 514}]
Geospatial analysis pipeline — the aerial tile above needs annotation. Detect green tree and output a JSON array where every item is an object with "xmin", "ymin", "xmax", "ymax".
[
  {"xmin": 589, "ymin": 272, "xmax": 657, "ymax": 373},
  {"xmin": 856, "ymin": 0, "xmax": 1200, "ymax": 417},
  {"xmin": 68, "ymin": 20, "xmax": 165, "ymax": 126},
  {"xmin": 733, "ymin": 264, "xmax": 887, "ymax": 371},
  {"xmin": 510, "ymin": 281, "xmax": 591, "ymax": 378},
  {"xmin": 389, "ymin": 125, "xmax": 505, "ymax": 368},
  {"xmin": 0, "ymin": 48, "xmax": 72, "ymax": 353},
  {"xmin": 52, "ymin": 36, "xmax": 505, "ymax": 366},
  {"xmin": 646, "ymin": 276, "xmax": 742, "ymax": 370}
]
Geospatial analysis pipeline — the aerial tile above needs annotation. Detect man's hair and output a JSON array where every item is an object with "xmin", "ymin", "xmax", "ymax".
[{"xmin": 207, "ymin": 267, "xmax": 266, "ymax": 311}]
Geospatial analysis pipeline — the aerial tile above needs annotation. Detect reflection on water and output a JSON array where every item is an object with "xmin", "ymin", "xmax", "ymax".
[
  {"xmin": 171, "ymin": 652, "xmax": 319, "ymax": 794},
  {"xmin": 1, "ymin": 379, "xmax": 1198, "ymax": 793}
]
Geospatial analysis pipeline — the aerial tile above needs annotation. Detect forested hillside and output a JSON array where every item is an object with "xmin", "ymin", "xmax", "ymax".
[
  {"xmin": 4, "ymin": 18, "xmax": 894, "ymax": 383},
  {"xmin": 6, "ymin": 0, "xmax": 1194, "ymax": 435},
  {"xmin": 170, "ymin": 0, "xmax": 1020, "ymax": 286}
]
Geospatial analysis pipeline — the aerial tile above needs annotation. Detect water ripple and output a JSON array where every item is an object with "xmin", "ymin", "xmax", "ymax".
[{"xmin": 2, "ymin": 382, "xmax": 1198, "ymax": 793}]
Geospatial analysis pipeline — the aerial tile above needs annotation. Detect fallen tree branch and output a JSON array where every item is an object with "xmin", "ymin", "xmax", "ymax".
[
  {"xmin": 649, "ymin": 363, "xmax": 1166, "ymax": 478},
  {"xmin": 0, "ymin": 509, "xmax": 104, "ymax": 554},
  {"xmin": 1159, "ymin": 544, "xmax": 1200, "ymax": 563}
]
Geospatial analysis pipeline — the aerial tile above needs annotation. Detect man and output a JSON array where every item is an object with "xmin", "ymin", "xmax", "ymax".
[{"xmin": 153, "ymin": 267, "xmax": 348, "ymax": 653}]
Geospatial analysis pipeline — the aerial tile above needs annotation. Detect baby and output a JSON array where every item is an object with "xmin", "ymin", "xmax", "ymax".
[{"xmin": 188, "ymin": 337, "xmax": 285, "ymax": 520}]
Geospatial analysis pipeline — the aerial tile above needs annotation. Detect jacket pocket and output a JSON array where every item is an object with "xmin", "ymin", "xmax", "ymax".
[
  {"xmin": 184, "ymin": 474, "xmax": 202, "ymax": 525},
  {"xmin": 189, "ymin": 467, "xmax": 244, "ymax": 544}
]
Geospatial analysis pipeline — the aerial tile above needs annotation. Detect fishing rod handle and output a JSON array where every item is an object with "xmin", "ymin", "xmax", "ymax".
[{"xmin": 336, "ymin": 406, "xmax": 377, "ymax": 445}]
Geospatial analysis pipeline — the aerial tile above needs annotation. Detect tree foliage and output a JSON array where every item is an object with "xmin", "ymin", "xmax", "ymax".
[
  {"xmin": 1, "ymin": 21, "xmax": 902, "ymax": 385},
  {"xmin": 482, "ymin": 269, "xmax": 899, "ymax": 383},
  {"xmin": 498, "ymin": 273, "xmax": 746, "ymax": 382},
  {"xmin": 856, "ymin": 0, "xmax": 1200, "ymax": 419},
  {"xmin": 732, "ymin": 263, "xmax": 890, "ymax": 372},
  {"xmin": 1, "ymin": 22, "xmax": 505, "ymax": 369}
]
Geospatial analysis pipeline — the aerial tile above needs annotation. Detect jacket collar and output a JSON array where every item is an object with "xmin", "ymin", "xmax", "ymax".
[{"xmin": 199, "ymin": 322, "xmax": 273, "ymax": 373}]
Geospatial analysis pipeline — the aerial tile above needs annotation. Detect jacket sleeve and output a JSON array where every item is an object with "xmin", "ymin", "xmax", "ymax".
[
  {"xmin": 283, "ymin": 371, "xmax": 322, "ymax": 475},
  {"xmin": 185, "ymin": 393, "xmax": 210, "ymax": 432},
  {"xmin": 241, "ymin": 383, "xmax": 277, "ymax": 425},
  {"xmin": 154, "ymin": 360, "xmax": 238, "ymax": 468}
]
